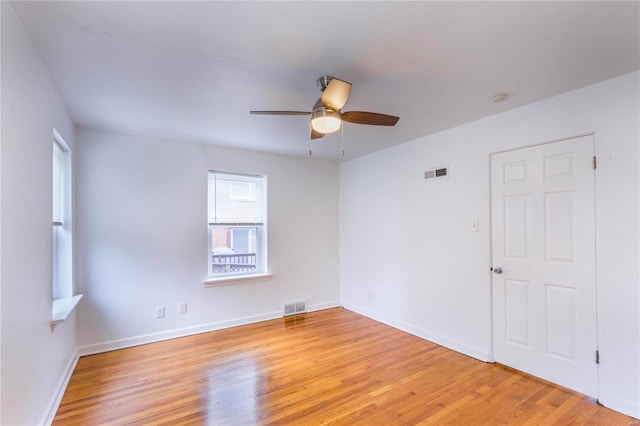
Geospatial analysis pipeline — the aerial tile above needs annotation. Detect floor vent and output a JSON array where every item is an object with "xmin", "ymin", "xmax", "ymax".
[
  {"xmin": 283, "ymin": 301, "xmax": 306, "ymax": 317},
  {"xmin": 424, "ymin": 166, "xmax": 448, "ymax": 181}
]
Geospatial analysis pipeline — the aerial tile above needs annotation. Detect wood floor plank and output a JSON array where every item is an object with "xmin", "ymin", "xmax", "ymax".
[{"xmin": 54, "ymin": 308, "xmax": 635, "ymax": 425}]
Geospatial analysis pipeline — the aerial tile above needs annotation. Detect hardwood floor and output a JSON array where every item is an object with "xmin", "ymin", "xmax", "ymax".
[{"xmin": 54, "ymin": 308, "xmax": 635, "ymax": 425}]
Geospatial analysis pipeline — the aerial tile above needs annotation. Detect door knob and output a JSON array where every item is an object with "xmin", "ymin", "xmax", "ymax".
[{"xmin": 493, "ymin": 267, "xmax": 503, "ymax": 274}]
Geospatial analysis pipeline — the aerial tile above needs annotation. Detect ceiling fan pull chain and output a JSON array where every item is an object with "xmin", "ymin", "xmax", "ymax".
[
  {"xmin": 309, "ymin": 137, "xmax": 313, "ymax": 157},
  {"xmin": 341, "ymin": 122, "xmax": 345, "ymax": 157}
]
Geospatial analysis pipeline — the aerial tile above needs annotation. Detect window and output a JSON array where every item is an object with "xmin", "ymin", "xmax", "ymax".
[
  {"xmin": 208, "ymin": 172, "xmax": 266, "ymax": 278},
  {"xmin": 51, "ymin": 131, "xmax": 82, "ymax": 328},
  {"xmin": 52, "ymin": 133, "xmax": 72, "ymax": 300}
]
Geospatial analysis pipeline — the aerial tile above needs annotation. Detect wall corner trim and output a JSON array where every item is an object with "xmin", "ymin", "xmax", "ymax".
[
  {"xmin": 40, "ymin": 349, "xmax": 80, "ymax": 426},
  {"xmin": 342, "ymin": 303, "xmax": 491, "ymax": 363}
]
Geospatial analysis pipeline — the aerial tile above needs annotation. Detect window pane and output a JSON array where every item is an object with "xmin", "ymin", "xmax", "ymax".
[
  {"xmin": 211, "ymin": 226, "xmax": 258, "ymax": 274},
  {"xmin": 209, "ymin": 174, "xmax": 263, "ymax": 224},
  {"xmin": 232, "ymin": 228, "xmax": 250, "ymax": 253},
  {"xmin": 53, "ymin": 141, "xmax": 64, "ymax": 224}
]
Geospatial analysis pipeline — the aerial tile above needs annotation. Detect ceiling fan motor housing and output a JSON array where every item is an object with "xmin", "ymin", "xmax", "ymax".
[{"xmin": 316, "ymin": 75, "xmax": 336, "ymax": 92}]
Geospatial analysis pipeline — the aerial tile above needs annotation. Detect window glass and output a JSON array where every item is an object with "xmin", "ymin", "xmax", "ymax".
[{"xmin": 208, "ymin": 172, "xmax": 266, "ymax": 277}]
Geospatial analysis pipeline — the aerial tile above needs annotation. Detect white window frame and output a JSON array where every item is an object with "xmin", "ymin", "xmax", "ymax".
[
  {"xmin": 51, "ymin": 129, "xmax": 82, "ymax": 328},
  {"xmin": 205, "ymin": 171, "xmax": 269, "ymax": 285}
]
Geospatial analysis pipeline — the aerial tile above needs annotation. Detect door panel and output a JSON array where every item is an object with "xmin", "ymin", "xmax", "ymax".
[
  {"xmin": 504, "ymin": 278, "xmax": 530, "ymax": 348},
  {"xmin": 491, "ymin": 135, "xmax": 597, "ymax": 397},
  {"xmin": 504, "ymin": 195, "xmax": 530, "ymax": 259},
  {"xmin": 544, "ymin": 191, "xmax": 574, "ymax": 262},
  {"xmin": 545, "ymin": 284, "xmax": 575, "ymax": 360}
]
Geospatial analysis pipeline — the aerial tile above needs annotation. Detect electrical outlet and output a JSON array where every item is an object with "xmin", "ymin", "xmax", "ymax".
[
  {"xmin": 178, "ymin": 302, "xmax": 187, "ymax": 314},
  {"xmin": 155, "ymin": 306, "xmax": 165, "ymax": 319}
]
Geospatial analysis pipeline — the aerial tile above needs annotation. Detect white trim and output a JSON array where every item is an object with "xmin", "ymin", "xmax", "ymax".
[
  {"xmin": 52, "ymin": 128, "xmax": 70, "ymax": 151},
  {"xmin": 40, "ymin": 349, "xmax": 79, "ymax": 426},
  {"xmin": 203, "ymin": 273, "xmax": 273, "ymax": 287},
  {"xmin": 598, "ymin": 392, "xmax": 640, "ymax": 419},
  {"xmin": 78, "ymin": 311, "xmax": 280, "ymax": 356},
  {"xmin": 51, "ymin": 294, "xmax": 83, "ymax": 325},
  {"xmin": 208, "ymin": 169, "xmax": 263, "ymax": 178},
  {"xmin": 342, "ymin": 302, "xmax": 491, "ymax": 362},
  {"xmin": 306, "ymin": 301, "xmax": 341, "ymax": 312},
  {"xmin": 77, "ymin": 302, "xmax": 341, "ymax": 356}
]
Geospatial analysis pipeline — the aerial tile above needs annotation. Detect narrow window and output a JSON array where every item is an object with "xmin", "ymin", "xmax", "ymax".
[
  {"xmin": 208, "ymin": 172, "xmax": 267, "ymax": 278},
  {"xmin": 52, "ymin": 136, "xmax": 72, "ymax": 299}
]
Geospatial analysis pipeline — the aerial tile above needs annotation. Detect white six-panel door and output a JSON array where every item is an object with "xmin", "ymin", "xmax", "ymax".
[{"xmin": 491, "ymin": 135, "xmax": 597, "ymax": 396}]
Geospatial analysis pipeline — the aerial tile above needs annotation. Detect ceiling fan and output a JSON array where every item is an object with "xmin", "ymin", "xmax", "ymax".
[{"xmin": 250, "ymin": 76, "xmax": 400, "ymax": 142}]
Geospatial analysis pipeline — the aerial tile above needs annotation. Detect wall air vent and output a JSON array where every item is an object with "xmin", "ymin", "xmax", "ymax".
[
  {"xmin": 283, "ymin": 301, "xmax": 306, "ymax": 317},
  {"xmin": 424, "ymin": 166, "xmax": 448, "ymax": 181}
]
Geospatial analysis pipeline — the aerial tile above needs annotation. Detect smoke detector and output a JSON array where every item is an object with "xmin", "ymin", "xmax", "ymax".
[{"xmin": 492, "ymin": 93, "xmax": 509, "ymax": 103}]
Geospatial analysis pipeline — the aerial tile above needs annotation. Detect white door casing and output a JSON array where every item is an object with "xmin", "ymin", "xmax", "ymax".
[{"xmin": 491, "ymin": 135, "xmax": 597, "ymax": 397}]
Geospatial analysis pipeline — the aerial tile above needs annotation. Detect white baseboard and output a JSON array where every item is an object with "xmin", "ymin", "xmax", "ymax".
[
  {"xmin": 342, "ymin": 303, "xmax": 491, "ymax": 362},
  {"xmin": 77, "ymin": 301, "xmax": 341, "ymax": 356},
  {"xmin": 78, "ymin": 311, "xmax": 279, "ymax": 356},
  {"xmin": 599, "ymin": 392, "xmax": 640, "ymax": 420},
  {"xmin": 40, "ymin": 348, "xmax": 79, "ymax": 426},
  {"xmin": 308, "ymin": 301, "xmax": 342, "ymax": 312}
]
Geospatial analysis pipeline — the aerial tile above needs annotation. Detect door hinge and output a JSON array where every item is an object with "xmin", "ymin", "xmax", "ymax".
[
  {"xmin": 595, "ymin": 350, "xmax": 600, "ymax": 364},
  {"xmin": 593, "ymin": 156, "xmax": 597, "ymax": 169}
]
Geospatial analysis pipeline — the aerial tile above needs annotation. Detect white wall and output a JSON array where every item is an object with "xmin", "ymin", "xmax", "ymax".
[
  {"xmin": 1, "ymin": 3, "xmax": 78, "ymax": 425},
  {"xmin": 74, "ymin": 128, "xmax": 340, "ymax": 351},
  {"xmin": 340, "ymin": 72, "xmax": 639, "ymax": 417}
]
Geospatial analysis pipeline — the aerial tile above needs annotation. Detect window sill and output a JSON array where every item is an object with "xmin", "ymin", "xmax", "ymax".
[
  {"xmin": 203, "ymin": 273, "xmax": 273, "ymax": 288},
  {"xmin": 51, "ymin": 294, "xmax": 83, "ymax": 330}
]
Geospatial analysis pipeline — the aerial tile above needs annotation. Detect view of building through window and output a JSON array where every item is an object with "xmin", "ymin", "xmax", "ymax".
[{"xmin": 208, "ymin": 172, "xmax": 266, "ymax": 276}]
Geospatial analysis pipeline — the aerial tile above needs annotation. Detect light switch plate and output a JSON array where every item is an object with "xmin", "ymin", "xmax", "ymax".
[{"xmin": 156, "ymin": 306, "xmax": 165, "ymax": 318}]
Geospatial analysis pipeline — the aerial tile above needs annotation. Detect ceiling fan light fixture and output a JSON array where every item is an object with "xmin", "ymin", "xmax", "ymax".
[{"xmin": 311, "ymin": 108, "xmax": 342, "ymax": 134}]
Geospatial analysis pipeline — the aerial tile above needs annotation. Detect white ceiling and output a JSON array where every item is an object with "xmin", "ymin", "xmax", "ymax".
[{"xmin": 11, "ymin": 1, "xmax": 640, "ymax": 161}]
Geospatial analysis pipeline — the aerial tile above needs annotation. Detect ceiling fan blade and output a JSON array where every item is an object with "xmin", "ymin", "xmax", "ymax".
[
  {"xmin": 342, "ymin": 111, "xmax": 399, "ymax": 126},
  {"xmin": 250, "ymin": 111, "xmax": 311, "ymax": 115},
  {"xmin": 321, "ymin": 78, "xmax": 352, "ymax": 110},
  {"xmin": 311, "ymin": 128, "xmax": 325, "ymax": 140}
]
